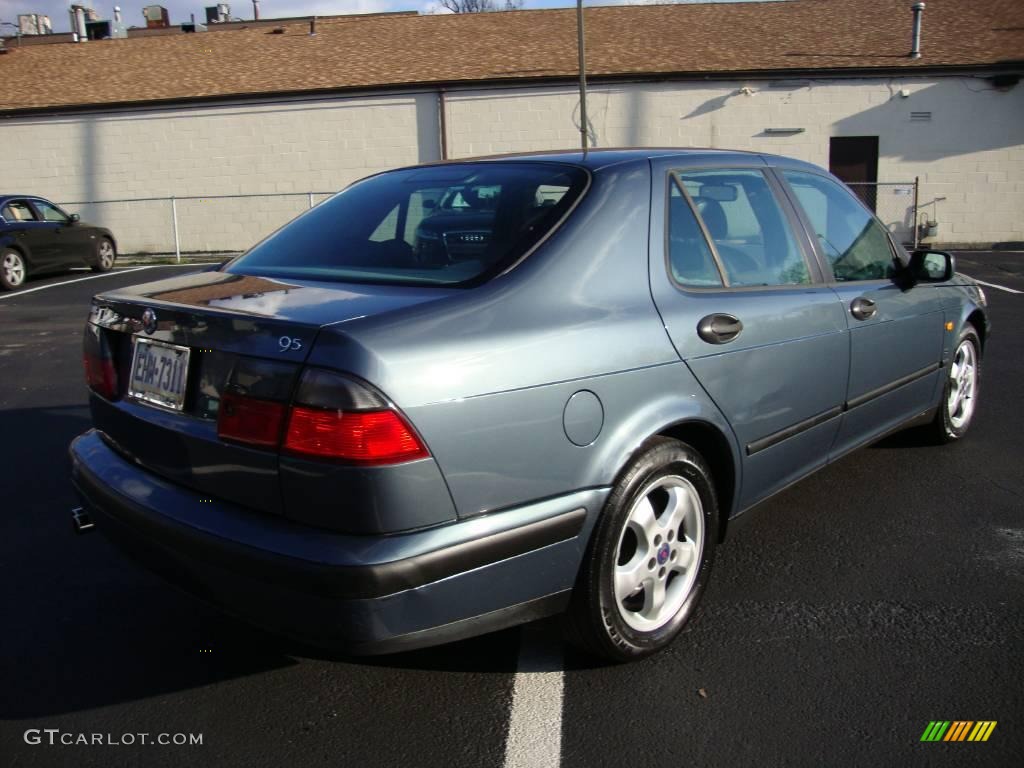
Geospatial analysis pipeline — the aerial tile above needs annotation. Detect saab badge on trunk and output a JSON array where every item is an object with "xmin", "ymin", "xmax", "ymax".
[{"xmin": 142, "ymin": 308, "xmax": 158, "ymax": 335}]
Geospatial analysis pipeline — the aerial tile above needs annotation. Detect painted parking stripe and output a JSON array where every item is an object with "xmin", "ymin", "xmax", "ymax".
[
  {"xmin": 503, "ymin": 623, "xmax": 564, "ymax": 768},
  {"xmin": 965, "ymin": 276, "xmax": 1023, "ymax": 295},
  {"xmin": 0, "ymin": 266, "xmax": 154, "ymax": 300},
  {"xmin": 0, "ymin": 263, "xmax": 214, "ymax": 301}
]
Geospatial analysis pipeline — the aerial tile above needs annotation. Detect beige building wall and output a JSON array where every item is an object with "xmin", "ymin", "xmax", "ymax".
[
  {"xmin": 446, "ymin": 77, "xmax": 1024, "ymax": 247},
  {"xmin": 0, "ymin": 93, "xmax": 440, "ymax": 253},
  {"xmin": 0, "ymin": 76, "xmax": 1020, "ymax": 253}
]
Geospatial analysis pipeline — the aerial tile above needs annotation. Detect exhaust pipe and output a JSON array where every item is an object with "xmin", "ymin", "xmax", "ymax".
[{"xmin": 71, "ymin": 506, "xmax": 95, "ymax": 534}]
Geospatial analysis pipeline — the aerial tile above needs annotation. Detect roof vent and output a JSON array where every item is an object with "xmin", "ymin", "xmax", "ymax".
[
  {"xmin": 143, "ymin": 5, "xmax": 170, "ymax": 29},
  {"xmin": 910, "ymin": 2, "xmax": 925, "ymax": 59},
  {"xmin": 910, "ymin": 111, "xmax": 932, "ymax": 121},
  {"xmin": 269, "ymin": 26, "xmax": 284, "ymax": 34}
]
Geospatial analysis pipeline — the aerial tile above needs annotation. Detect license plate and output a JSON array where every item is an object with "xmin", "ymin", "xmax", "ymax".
[{"xmin": 128, "ymin": 338, "xmax": 191, "ymax": 411}]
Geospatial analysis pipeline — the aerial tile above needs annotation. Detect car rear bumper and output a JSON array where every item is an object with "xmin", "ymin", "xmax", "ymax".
[{"xmin": 70, "ymin": 429, "xmax": 604, "ymax": 654}]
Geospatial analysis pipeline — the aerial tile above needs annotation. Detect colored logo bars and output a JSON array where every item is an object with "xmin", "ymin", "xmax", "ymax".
[{"xmin": 920, "ymin": 721, "xmax": 997, "ymax": 742}]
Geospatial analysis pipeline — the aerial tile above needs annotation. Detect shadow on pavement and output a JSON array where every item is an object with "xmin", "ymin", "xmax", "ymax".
[
  {"xmin": 0, "ymin": 405, "xmax": 521, "ymax": 720},
  {"xmin": 0, "ymin": 405, "xmax": 300, "ymax": 719}
]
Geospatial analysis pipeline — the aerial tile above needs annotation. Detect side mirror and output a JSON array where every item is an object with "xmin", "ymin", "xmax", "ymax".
[
  {"xmin": 909, "ymin": 249, "xmax": 955, "ymax": 283},
  {"xmin": 69, "ymin": 213, "xmax": 81, "ymax": 223}
]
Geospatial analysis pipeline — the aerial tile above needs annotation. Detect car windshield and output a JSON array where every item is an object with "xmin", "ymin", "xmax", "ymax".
[{"xmin": 228, "ymin": 162, "xmax": 588, "ymax": 287}]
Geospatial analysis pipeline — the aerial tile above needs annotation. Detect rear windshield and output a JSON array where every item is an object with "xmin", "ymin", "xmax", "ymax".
[{"xmin": 228, "ymin": 162, "xmax": 589, "ymax": 287}]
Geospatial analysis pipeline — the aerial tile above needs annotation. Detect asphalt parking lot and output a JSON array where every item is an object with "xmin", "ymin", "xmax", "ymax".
[{"xmin": 1, "ymin": 254, "xmax": 1021, "ymax": 767}]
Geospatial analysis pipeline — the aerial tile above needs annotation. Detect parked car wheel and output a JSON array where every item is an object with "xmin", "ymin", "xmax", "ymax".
[
  {"xmin": 1, "ymin": 248, "xmax": 27, "ymax": 290},
  {"xmin": 92, "ymin": 238, "xmax": 116, "ymax": 273},
  {"xmin": 928, "ymin": 326, "xmax": 981, "ymax": 443},
  {"xmin": 566, "ymin": 437, "xmax": 718, "ymax": 662}
]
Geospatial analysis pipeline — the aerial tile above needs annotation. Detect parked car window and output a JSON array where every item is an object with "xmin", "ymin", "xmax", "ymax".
[
  {"xmin": 667, "ymin": 180, "xmax": 722, "ymax": 288},
  {"xmin": 230, "ymin": 163, "xmax": 588, "ymax": 287},
  {"xmin": 1, "ymin": 200, "xmax": 38, "ymax": 222},
  {"xmin": 402, "ymin": 190, "xmax": 445, "ymax": 246},
  {"xmin": 33, "ymin": 200, "xmax": 70, "ymax": 223},
  {"xmin": 782, "ymin": 170, "xmax": 896, "ymax": 282},
  {"xmin": 677, "ymin": 169, "xmax": 810, "ymax": 287},
  {"xmin": 369, "ymin": 205, "xmax": 400, "ymax": 242}
]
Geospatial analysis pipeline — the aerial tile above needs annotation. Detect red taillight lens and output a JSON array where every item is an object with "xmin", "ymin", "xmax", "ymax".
[
  {"xmin": 217, "ymin": 391, "xmax": 287, "ymax": 447},
  {"xmin": 83, "ymin": 325, "xmax": 118, "ymax": 399},
  {"xmin": 83, "ymin": 353, "xmax": 118, "ymax": 399},
  {"xmin": 283, "ymin": 406, "xmax": 429, "ymax": 465}
]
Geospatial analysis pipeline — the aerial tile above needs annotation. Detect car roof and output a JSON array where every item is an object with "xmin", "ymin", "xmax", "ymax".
[
  {"xmin": 398, "ymin": 148, "xmax": 826, "ymax": 175},
  {"xmin": 0, "ymin": 195, "xmax": 51, "ymax": 202}
]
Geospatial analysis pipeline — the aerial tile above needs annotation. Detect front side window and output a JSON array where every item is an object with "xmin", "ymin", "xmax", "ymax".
[
  {"xmin": 229, "ymin": 162, "xmax": 588, "ymax": 287},
  {"xmin": 33, "ymin": 201, "xmax": 70, "ymax": 223},
  {"xmin": 676, "ymin": 169, "xmax": 810, "ymax": 287},
  {"xmin": 782, "ymin": 170, "xmax": 896, "ymax": 282},
  {"xmin": 1, "ymin": 200, "xmax": 38, "ymax": 222}
]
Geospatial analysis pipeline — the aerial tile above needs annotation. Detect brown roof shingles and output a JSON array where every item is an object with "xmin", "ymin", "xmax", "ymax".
[{"xmin": 0, "ymin": 0, "xmax": 1021, "ymax": 113}]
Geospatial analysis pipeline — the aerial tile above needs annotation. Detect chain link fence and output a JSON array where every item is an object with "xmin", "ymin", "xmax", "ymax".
[
  {"xmin": 59, "ymin": 192, "xmax": 337, "ymax": 260},
  {"xmin": 63, "ymin": 181, "xmax": 922, "ymax": 260},
  {"xmin": 845, "ymin": 180, "xmax": 919, "ymax": 248}
]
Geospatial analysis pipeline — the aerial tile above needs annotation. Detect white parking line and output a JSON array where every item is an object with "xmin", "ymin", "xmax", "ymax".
[
  {"xmin": 0, "ymin": 266, "xmax": 151, "ymax": 299},
  {"xmin": 503, "ymin": 623, "xmax": 564, "ymax": 768},
  {"xmin": 965, "ymin": 276, "xmax": 1023, "ymax": 295}
]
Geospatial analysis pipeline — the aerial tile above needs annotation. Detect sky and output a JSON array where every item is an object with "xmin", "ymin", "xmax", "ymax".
[
  {"xmin": 0, "ymin": 0, "xmax": 758, "ymax": 33},
  {"xmin": 0, "ymin": 0, "xmax": 595, "ymax": 31}
]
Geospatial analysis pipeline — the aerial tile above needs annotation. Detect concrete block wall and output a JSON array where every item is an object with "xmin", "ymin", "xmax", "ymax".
[
  {"xmin": 0, "ymin": 75, "xmax": 1020, "ymax": 252},
  {"xmin": 0, "ymin": 93, "xmax": 440, "ymax": 253}
]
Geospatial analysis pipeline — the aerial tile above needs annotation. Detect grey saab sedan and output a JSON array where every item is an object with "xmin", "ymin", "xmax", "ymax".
[{"xmin": 70, "ymin": 150, "xmax": 989, "ymax": 662}]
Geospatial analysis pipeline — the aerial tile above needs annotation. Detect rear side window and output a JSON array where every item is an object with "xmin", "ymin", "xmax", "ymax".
[
  {"xmin": 676, "ymin": 169, "xmax": 810, "ymax": 287},
  {"xmin": 782, "ymin": 170, "xmax": 896, "ymax": 282},
  {"xmin": 1, "ymin": 200, "xmax": 37, "ymax": 222},
  {"xmin": 229, "ymin": 162, "xmax": 588, "ymax": 287},
  {"xmin": 667, "ymin": 181, "xmax": 721, "ymax": 287}
]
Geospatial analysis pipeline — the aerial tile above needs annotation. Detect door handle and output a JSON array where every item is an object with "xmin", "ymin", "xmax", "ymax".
[
  {"xmin": 850, "ymin": 297, "xmax": 877, "ymax": 321},
  {"xmin": 697, "ymin": 313, "xmax": 743, "ymax": 344}
]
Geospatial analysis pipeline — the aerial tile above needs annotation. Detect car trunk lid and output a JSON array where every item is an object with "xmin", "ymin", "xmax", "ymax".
[{"xmin": 86, "ymin": 270, "xmax": 454, "ymax": 522}]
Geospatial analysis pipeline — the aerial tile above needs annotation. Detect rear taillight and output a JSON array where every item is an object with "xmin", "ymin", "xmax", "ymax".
[
  {"xmin": 284, "ymin": 407, "xmax": 428, "ymax": 464},
  {"xmin": 216, "ymin": 366, "xmax": 429, "ymax": 466},
  {"xmin": 217, "ymin": 392, "xmax": 286, "ymax": 447},
  {"xmin": 283, "ymin": 369, "xmax": 429, "ymax": 465},
  {"xmin": 83, "ymin": 324, "xmax": 118, "ymax": 400}
]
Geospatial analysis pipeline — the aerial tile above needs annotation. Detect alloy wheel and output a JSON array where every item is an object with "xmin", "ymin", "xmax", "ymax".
[
  {"xmin": 948, "ymin": 338, "xmax": 978, "ymax": 429},
  {"xmin": 614, "ymin": 475, "xmax": 704, "ymax": 632},
  {"xmin": 99, "ymin": 240, "xmax": 115, "ymax": 269},
  {"xmin": 2, "ymin": 252, "xmax": 25, "ymax": 287}
]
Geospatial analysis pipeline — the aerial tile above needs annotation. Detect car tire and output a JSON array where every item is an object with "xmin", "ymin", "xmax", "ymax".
[
  {"xmin": 91, "ymin": 238, "xmax": 116, "ymax": 273},
  {"xmin": 565, "ymin": 436, "xmax": 718, "ymax": 663},
  {"xmin": 927, "ymin": 325, "xmax": 981, "ymax": 443},
  {"xmin": 1, "ymin": 248, "xmax": 27, "ymax": 291}
]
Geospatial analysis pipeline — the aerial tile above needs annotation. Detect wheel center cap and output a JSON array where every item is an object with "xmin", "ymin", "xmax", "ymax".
[{"xmin": 656, "ymin": 543, "xmax": 671, "ymax": 565}]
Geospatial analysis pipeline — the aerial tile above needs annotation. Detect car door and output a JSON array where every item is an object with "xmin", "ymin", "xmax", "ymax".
[
  {"xmin": 29, "ymin": 199, "xmax": 89, "ymax": 267},
  {"xmin": 648, "ymin": 159, "xmax": 850, "ymax": 511},
  {"xmin": 0, "ymin": 199, "xmax": 55, "ymax": 271},
  {"xmin": 777, "ymin": 170, "xmax": 946, "ymax": 457}
]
